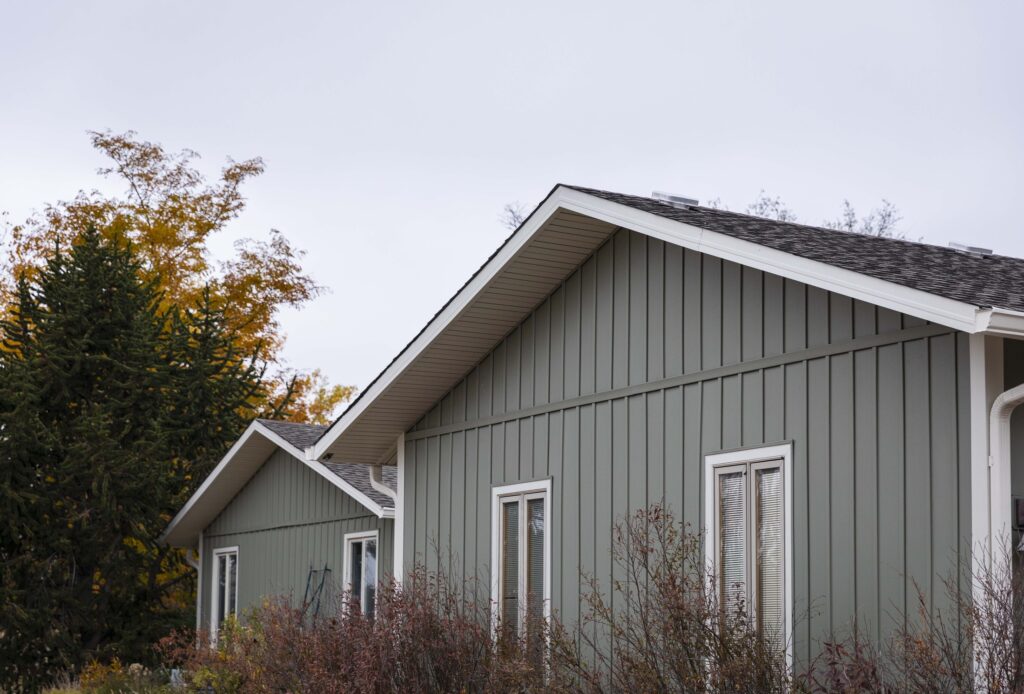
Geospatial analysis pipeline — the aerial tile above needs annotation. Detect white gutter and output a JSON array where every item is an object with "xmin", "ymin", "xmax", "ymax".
[{"xmin": 369, "ymin": 465, "xmax": 398, "ymax": 502}]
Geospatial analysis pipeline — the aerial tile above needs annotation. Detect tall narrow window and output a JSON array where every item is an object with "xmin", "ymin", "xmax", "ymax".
[
  {"xmin": 705, "ymin": 445, "xmax": 791, "ymax": 656},
  {"xmin": 344, "ymin": 531, "xmax": 379, "ymax": 618},
  {"xmin": 492, "ymin": 481, "xmax": 551, "ymax": 644},
  {"xmin": 212, "ymin": 547, "xmax": 238, "ymax": 635}
]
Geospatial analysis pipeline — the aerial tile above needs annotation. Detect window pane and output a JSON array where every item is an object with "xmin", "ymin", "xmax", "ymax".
[
  {"xmin": 502, "ymin": 500, "xmax": 520, "ymax": 636},
  {"xmin": 217, "ymin": 554, "xmax": 227, "ymax": 623},
  {"xmin": 718, "ymin": 471, "xmax": 746, "ymax": 611},
  {"xmin": 350, "ymin": 541, "xmax": 363, "ymax": 610},
  {"xmin": 365, "ymin": 539, "xmax": 377, "ymax": 618},
  {"xmin": 756, "ymin": 466, "xmax": 784, "ymax": 643},
  {"xmin": 227, "ymin": 554, "xmax": 237, "ymax": 616},
  {"xmin": 526, "ymin": 498, "xmax": 545, "ymax": 620}
]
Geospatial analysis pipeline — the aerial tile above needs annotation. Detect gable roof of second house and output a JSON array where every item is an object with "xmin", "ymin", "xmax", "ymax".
[
  {"xmin": 161, "ymin": 419, "xmax": 397, "ymax": 548},
  {"xmin": 309, "ymin": 184, "xmax": 1024, "ymax": 468}
]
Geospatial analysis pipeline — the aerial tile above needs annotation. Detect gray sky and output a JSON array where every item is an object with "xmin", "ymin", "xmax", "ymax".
[{"xmin": 2, "ymin": 0, "xmax": 1022, "ymax": 392}]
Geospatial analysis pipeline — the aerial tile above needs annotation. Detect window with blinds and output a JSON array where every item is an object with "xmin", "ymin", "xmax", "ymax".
[
  {"xmin": 495, "ymin": 484, "xmax": 549, "ymax": 651},
  {"xmin": 713, "ymin": 458, "xmax": 786, "ymax": 647},
  {"xmin": 212, "ymin": 548, "xmax": 238, "ymax": 636},
  {"xmin": 345, "ymin": 532, "xmax": 379, "ymax": 619}
]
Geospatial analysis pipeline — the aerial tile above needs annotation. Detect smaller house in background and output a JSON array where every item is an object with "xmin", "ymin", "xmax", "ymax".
[{"xmin": 160, "ymin": 419, "xmax": 397, "ymax": 633}]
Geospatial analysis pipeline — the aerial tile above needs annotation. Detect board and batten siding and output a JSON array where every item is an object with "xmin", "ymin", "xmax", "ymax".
[
  {"xmin": 200, "ymin": 448, "xmax": 393, "ymax": 629},
  {"xmin": 402, "ymin": 227, "xmax": 971, "ymax": 665}
]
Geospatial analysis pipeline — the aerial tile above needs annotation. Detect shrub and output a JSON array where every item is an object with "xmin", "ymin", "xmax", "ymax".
[{"xmin": 548, "ymin": 504, "xmax": 790, "ymax": 693}]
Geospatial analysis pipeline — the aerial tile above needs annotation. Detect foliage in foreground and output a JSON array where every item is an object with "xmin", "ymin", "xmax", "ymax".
[
  {"xmin": 0, "ymin": 229, "xmax": 277, "ymax": 691},
  {"xmin": 158, "ymin": 506, "xmax": 1024, "ymax": 693}
]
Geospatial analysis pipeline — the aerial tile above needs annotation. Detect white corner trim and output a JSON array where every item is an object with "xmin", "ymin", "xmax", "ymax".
[
  {"xmin": 394, "ymin": 433, "xmax": 405, "ymax": 585},
  {"xmin": 490, "ymin": 478, "xmax": 553, "ymax": 635},
  {"xmin": 704, "ymin": 443, "xmax": 794, "ymax": 668},
  {"xmin": 988, "ymin": 382, "xmax": 1024, "ymax": 568},
  {"xmin": 970, "ymin": 335, "xmax": 993, "ymax": 579}
]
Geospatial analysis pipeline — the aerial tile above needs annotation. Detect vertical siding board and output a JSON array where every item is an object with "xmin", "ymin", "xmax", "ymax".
[
  {"xmin": 596, "ymin": 240, "xmax": 615, "ymax": 393},
  {"xmin": 415, "ymin": 439, "xmax": 429, "ymax": 566},
  {"xmin": 581, "ymin": 257, "xmax": 597, "ymax": 396},
  {"xmin": 478, "ymin": 426, "xmax": 493, "ymax": 587},
  {"xmin": 613, "ymin": 231, "xmax": 630, "ymax": 389},
  {"xmin": 629, "ymin": 232, "xmax": 648, "ymax": 385},
  {"xmin": 479, "ymin": 355, "xmax": 493, "ymax": 419},
  {"xmin": 830, "ymin": 353, "xmax": 856, "ymax": 631},
  {"xmin": 808, "ymin": 357, "xmax": 832, "ymax": 638},
  {"xmin": 854, "ymin": 300, "xmax": 877, "ymax": 339},
  {"xmin": 877, "ymin": 343, "xmax": 906, "ymax": 638},
  {"xmin": 519, "ymin": 418, "xmax": 533, "ymax": 482},
  {"xmin": 550, "ymin": 287, "xmax": 566, "ymax": 403},
  {"xmin": 664, "ymin": 387, "xmax": 684, "ymax": 515},
  {"xmin": 764, "ymin": 366, "xmax": 784, "ymax": 443},
  {"xmin": 565, "ymin": 272, "xmax": 582, "ymax": 400},
  {"xmin": 807, "ymin": 288, "xmax": 830, "ymax": 348},
  {"xmin": 701, "ymin": 256, "xmax": 722, "ymax": 370},
  {"xmin": 648, "ymin": 239, "xmax": 665, "ymax": 382},
  {"xmin": 464, "ymin": 428, "xmax": 479, "ymax": 583},
  {"xmin": 521, "ymin": 317, "xmax": 535, "ymax": 410},
  {"xmin": 683, "ymin": 383, "xmax": 703, "ymax": 530},
  {"xmin": 854, "ymin": 349, "xmax": 879, "ymax": 637},
  {"xmin": 784, "ymin": 280, "xmax": 807, "ymax": 353},
  {"xmin": 493, "ymin": 342, "xmax": 508, "ymax": 417},
  {"xmin": 683, "ymin": 250, "xmax": 702, "ymax": 373},
  {"xmin": 533, "ymin": 414, "xmax": 548, "ymax": 480},
  {"xmin": 878, "ymin": 308, "xmax": 902, "ymax": 335},
  {"xmin": 785, "ymin": 361, "xmax": 810, "ymax": 663},
  {"xmin": 492, "ymin": 423, "xmax": 505, "ymax": 487},
  {"xmin": 534, "ymin": 299, "xmax": 551, "ymax": 407},
  {"xmin": 830, "ymin": 295, "xmax": 854, "ymax": 343},
  {"xmin": 404, "ymin": 440, "xmax": 417, "ymax": 575},
  {"xmin": 594, "ymin": 401, "xmax": 613, "ymax": 640},
  {"xmin": 427, "ymin": 437, "xmax": 442, "ymax": 573},
  {"xmin": 904, "ymin": 339, "xmax": 932, "ymax": 609},
  {"xmin": 742, "ymin": 370, "xmax": 764, "ymax": 446},
  {"xmin": 548, "ymin": 411, "xmax": 564, "ymax": 612},
  {"xmin": 439, "ymin": 434, "xmax": 453, "ymax": 575},
  {"xmin": 647, "ymin": 390, "xmax": 665, "ymax": 504},
  {"xmin": 504, "ymin": 420, "xmax": 520, "ymax": 484},
  {"xmin": 579, "ymin": 404, "xmax": 596, "ymax": 624},
  {"xmin": 562, "ymin": 407, "xmax": 581, "ymax": 627},
  {"xmin": 722, "ymin": 261, "xmax": 742, "ymax": 366},
  {"xmin": 611, "ymin": 398, "xmax": 629, "ymax": 619},
  {"xmin": 930, "ymin": 334, "xmax": 959, "ymax": 614},
  {"xmin": 742, "ymin": 266, "xmax": 764, "ymax": 362},
  {"xmin": 763, "ymin": 273, "xmax": 784, "ymax": 357},
  {"xmin": 628, "ymin": 396, "xmax": 647, "ymax": 513},
  {"xmin": 467, "ymin": 369, "xmax": 480, "ymax": 422},
  {"xmin": 664, "ymin": 244, "xmax": 684, "ymax": 378},
  {"xmin": 722, "ymin": 374, "xmax": 742, "ymax": 450}
]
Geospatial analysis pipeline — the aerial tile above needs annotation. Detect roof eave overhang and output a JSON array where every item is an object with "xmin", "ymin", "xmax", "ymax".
[
  {"xmin": 312, "ymin": 185, "xmax": 1024, "ymax": 465},
  {"xmin": 160, "ymin": 422, "xmax": 391, "ymax": 548}
]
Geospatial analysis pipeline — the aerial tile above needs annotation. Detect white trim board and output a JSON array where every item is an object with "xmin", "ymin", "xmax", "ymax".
[
  {"xmin": 704, "ymin": 443, "xmax": 794, "ymax": 668},
  {"xmin": 312, "ymin": 185, "xmax": 1022, "ymax": 466}
]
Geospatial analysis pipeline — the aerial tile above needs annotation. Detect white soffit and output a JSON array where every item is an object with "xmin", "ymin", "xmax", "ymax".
[{"xmin": 314, "ymin": 185, "xmax": 1012, "ymax": 466}]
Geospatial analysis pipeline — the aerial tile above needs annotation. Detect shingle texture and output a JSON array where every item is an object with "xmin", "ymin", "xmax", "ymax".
[
  {"xmin": 322, "ymin": 461, "xmax": 397, "ymax": 510},
  {"xmin": 256, "ymin": 419, "xmax": 396, "ymax": 510},
  {"xmin": 568, "ymin": 186, "xmax": 1024, "ymax": 313},
  {"xmin": 257, "ymin": 419, "xmax": 326, "ymax": 449}
]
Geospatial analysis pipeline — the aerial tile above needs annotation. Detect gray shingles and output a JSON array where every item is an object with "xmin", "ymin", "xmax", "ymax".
[
  {"xmin": 568, "ymin": 185, "xmax": 1024, "ymax": 313},
  {"xmin": 257, "ymin": 419, "xmax": 396, "ymax": 510}
]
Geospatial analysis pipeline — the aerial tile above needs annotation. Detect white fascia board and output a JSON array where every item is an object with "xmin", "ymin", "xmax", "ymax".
[
  {"xmin": 161, "ymin": 423, "xmax": 391, "ymax": 547},
  {"xmin": 557, "ymin": 187, "xmax": 986, "ymax": 334},
  {"xmin": 311, "ymin": 191, "xmax": 569, "ymax": 460},
  {"xmin": 310, "ymin": 185, "xmax": 1024, "ymax": 463}
]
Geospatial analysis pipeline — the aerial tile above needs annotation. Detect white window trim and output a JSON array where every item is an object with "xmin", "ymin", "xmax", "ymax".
[
  {"xmin": 343, "ymin": 529, "xmax": 380, "ymax": 616},
  {"xmin": 704, "ymin": 443, "xmax": 793, "ymax": 667},
  {"xmin": 210, "ymin": 546, "xmax": 239, "ymax": 638},
  {"xmin": 490, "ymin": 479, "xmax": 552, "ymax": 635}
]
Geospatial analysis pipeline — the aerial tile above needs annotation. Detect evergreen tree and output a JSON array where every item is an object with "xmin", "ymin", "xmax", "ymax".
[{"xmin": 0, "ymin": 228, "xmax": 272, "ymax": 691}]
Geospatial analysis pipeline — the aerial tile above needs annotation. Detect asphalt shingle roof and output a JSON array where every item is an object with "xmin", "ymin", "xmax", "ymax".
[
  {"xmin": 256, "ymin": 419, "xmax": 396, "ymax": 510},
  {"xmin": 568, "ymin": 186, "xmax": 1024, "ymax": 313}
]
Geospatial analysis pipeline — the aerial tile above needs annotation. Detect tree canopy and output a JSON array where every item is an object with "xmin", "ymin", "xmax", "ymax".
[{"xmin": 7, "ymin": 131, "xmax": 354, "ymax": 424}]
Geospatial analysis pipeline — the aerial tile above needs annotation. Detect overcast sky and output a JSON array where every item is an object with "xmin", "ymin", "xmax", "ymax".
[{"xmin": 2, "ymin": 0, "xmax": 1021, "ymax": 392}]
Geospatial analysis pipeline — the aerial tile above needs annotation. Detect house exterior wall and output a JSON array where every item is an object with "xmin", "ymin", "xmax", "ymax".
[
  {"xmin": 200, "ymin": 448, "xmax": 393, "ymax": 629},
  {"xmin": 401, "ymin": 227, "xmax": 972, "ymax": 665}
]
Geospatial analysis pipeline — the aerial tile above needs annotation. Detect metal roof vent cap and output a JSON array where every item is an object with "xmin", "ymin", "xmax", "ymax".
[
  {"xmin": 948, "ymin": 241, "xmax": 993, "ymax": 257},
  {"xmin": 652, "ymin": 191, "xmax": 699, "ymax": 208}
]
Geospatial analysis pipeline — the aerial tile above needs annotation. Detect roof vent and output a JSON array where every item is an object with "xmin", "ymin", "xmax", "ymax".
[
  {"xmin": 652, "ymin": 191, "xmax": 699, "ymax": 208},
  {"xmin": 948, "ymin": 241, "xmax": 993, "ymax": 257}
]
